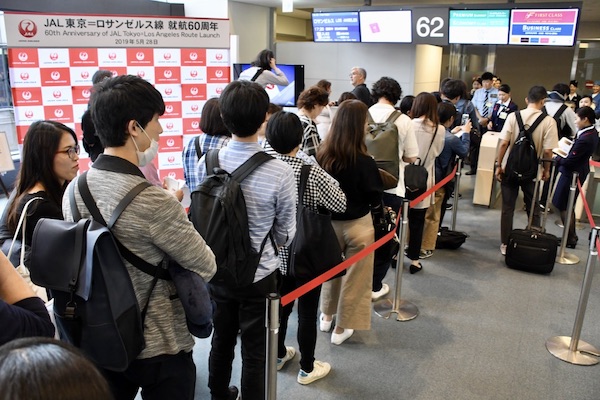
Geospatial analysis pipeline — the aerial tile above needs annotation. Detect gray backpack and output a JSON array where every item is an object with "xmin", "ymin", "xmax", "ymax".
[{"xmin": 366, "ymin": 111, "xmax": 401, "ymax": 180}]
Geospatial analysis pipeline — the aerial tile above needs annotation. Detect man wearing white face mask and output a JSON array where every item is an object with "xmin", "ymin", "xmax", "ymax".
[{"xmin": 62, "ymin": 75, "xmax": 217, "ymax": 400}]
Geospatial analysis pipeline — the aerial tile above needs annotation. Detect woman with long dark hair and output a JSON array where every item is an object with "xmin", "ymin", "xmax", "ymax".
[
  {"xmin": 406, "ymin": 93, "xmax": 445, "ymax": 273},
  {"xmin": 317, "ymin": 99, "xmax": 383, "ymax": 345},
  {"xmin": 1, "ymin": 120, "xmax": 79, "ymax": 248}
]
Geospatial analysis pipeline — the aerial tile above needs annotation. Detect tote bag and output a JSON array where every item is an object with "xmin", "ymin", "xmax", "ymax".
[
  {"xmin": 289, "ymin": 165, "xmax": 345, "ymax": 283},
  {"xmin": 6, "ymin": 197, "xmax": 48, "ymax": 301}
]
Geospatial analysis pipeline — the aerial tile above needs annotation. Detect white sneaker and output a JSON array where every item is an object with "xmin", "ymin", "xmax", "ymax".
[
  {"xmin": 331, "ymin": 328, "xmax": 354, "ymax": 345},
  {"xmin": 319, "ymin": 313, "xmax": 333, "ymax": 332},
  {"xmin": 371, "ymin": 283, "xmax": 390, "ymax": 301},
  {"xmin": 277, "ymin": 346, "xmax": 296, "ymax": 371},
  {"xmin": 297, "ymin": 360, "xmax": 331, "ymax": 385},
  {"xmin": 500, "ymin": 244, "xmax": 507, "ymax": 256}
]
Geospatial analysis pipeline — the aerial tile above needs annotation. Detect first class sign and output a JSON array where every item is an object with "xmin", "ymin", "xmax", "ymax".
[{"xmin": 3, "ymin": 12, "xmax": 230, "ymax": 49}]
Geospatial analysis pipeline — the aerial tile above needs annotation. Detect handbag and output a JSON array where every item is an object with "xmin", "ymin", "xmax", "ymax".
[
  {"xmin": 378, "ymin": 168, "xmax": 399, "ymax": 191},
  {"xmin": 6, "ymin": 197, "xmax": 48, "ymax": 301},
  {"xmin": 289, "ymin": 165, "xmax": 345, "ymax": 283},
  {"xmin": 372, "ymin": 203, "xmax": 399, "ymax": 263},
  {"xmin": 404, "ymin": 160, "xmax": 428, "ymax": 200},
  {"xmin": 405, "ymin": 125, "xmax": 437, "ymax": 200}
]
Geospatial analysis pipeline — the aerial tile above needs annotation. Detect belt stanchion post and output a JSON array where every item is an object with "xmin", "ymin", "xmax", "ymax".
[
  {"xmin": 541, "ymin": 158, "xmax": 557, "ymax": 230},
  {"xmin": 265, "ymin": 293, "xmax": 280, "ymax": 400},
  {"xmin": 374, "ymin": 199, "xmax": 418, "ymax": 321},
  {"xmin": 557, "ymin": 172, "xmax": 580, "ymax": 265},
  {"xmin": 451, "ymin": 158, "xmax": 462, "ymax": 231},
  {"xmin": 546, "ymin": 227, "xmax": 600, "ymax": 365}
]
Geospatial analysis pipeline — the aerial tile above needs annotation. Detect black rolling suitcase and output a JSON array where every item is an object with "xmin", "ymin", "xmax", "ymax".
[{"xmin": 505, "ymin": 160, "xmax": 558, "ymax": 274}]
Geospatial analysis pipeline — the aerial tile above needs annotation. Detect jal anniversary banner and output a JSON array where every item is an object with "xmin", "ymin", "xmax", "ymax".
[{"xmin": 4, "ymin": 12, "xmax": 231, "ymax": 179}]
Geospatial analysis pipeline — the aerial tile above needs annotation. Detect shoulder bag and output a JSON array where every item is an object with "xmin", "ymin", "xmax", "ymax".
[
  {"xmin": 6, "ymin": 197, "xmax": 48, "ymax": 301},
  {"xmin": 405, "ymin": 124, "xmax": 437, "ymax": 200},
  {"xmin": 289, "ymin": 165, "xmax": 345, "ymax": 283}
]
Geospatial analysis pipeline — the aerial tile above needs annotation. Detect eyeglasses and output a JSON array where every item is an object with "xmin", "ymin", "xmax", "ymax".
[{"xmin": 57, "ymin": 145, "xmax": 80, "ymax": 161}]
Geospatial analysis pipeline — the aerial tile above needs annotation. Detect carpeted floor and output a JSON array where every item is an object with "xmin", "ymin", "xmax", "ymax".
[{"xmin": 189, "ymin": 173, "xmax": 600, "ymax": 400}]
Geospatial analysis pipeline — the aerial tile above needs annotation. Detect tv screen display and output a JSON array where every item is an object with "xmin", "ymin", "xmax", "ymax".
[
  {"xmin": 359, "ymin": 10, "xmax": 412, "ymax": 43},
  {"xmin": 508, "ymin": 8, "xmax": 579, "ymax": 46},
  {"xmin": 232, "ymin": 64, "xmax": 304, "ymax": 107},
  {"xmin": 312, "ymin": 12, "xmax": 360, "ymax": 42},
  {"xmin": 449, "ymin": 9, "xmax": 510, "ymax": 45}
]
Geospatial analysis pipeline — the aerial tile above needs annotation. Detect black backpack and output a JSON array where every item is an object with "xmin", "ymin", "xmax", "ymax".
[
  {"xmin": 29, "ymin": 173, "xmax": 169, "ymax": 371},
  {"xmin": 543, "ymin": 103, "xmax": 572, "ymax": 140},
  {"xmin": 190, "ymin": 149, "xmax": 274, "ymax": 288},
  {"xmin": 504, "ymin": 111, "xmax": 546, "ymax": 184}
]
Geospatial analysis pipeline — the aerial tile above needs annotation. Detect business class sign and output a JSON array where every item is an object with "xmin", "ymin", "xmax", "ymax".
[{"xmin": 4, "ymin": 12, "xmax": 230, "ymax": 48}]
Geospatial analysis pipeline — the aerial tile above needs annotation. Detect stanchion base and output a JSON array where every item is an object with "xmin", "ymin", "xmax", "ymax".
[
  {"xmin": 556, "ymin": 252, "xmax": 580, "ymax": 265},
  {"xmin": 546, "ymin": 336, "xmax": 600, "ymax": 365},
  {"xmin": 373, "ymin": 298, "xmax": 418, "ymax": 321}
]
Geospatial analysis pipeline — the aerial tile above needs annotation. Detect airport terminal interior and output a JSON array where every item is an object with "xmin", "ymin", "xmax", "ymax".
[{"xmin": 0, "ymin": 0, "xmax": 600, "ymax": 399}]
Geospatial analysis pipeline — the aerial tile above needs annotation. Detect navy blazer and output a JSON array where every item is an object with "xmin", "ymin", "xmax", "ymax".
[
  {"xmin": 556, "ymin": 126, "xmax": 598, "ymax": 179},
  {"xmin": 553, "ymin": 126, "xmax": 599, "ymax": 210},
  {"xmin": 489, "ymin": 100, "xmax": 518, "ymax": 132}
]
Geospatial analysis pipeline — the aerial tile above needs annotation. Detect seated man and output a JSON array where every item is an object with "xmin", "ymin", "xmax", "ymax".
[{"xmin": 65, "ymin": 74, "xmax": 217, "ymax": 399}]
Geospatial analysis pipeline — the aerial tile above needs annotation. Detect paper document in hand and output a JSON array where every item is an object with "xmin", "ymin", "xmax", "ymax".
[
  {"xmin": 164, "ymin": 177, "xmax": 191, "ymax": 208},
  {"xmin": 552, "ymin": 137, "xmax": 573, "ymax": 158}
]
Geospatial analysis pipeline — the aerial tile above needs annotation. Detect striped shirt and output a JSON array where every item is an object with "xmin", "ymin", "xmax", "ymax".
[
  {"xmin": 182, "ymin": 134, "xmax": 230, "ymax": 191},
  {"xmin": 276, "ymin": 155, "xmax": 347, "ymax": 275},
  {"xmin": 299, "ymin": 115, "xmax": 321, "ymax": 157},
  {"xmin": 196, "ymin": 140, "xmax": 297, "ymax": 282}
]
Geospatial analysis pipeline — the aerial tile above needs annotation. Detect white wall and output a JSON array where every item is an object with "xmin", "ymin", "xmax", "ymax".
[
  {"xmin": 229, "ymin": 1, "xmax": 272, "ymax": 64},
  {"xmin": 414, "ymin": 44, "xmax": 443, "ymax": 94},
  {"xmin": 275, "ymin": 42, "xmax": 417, "ymax": 103}
]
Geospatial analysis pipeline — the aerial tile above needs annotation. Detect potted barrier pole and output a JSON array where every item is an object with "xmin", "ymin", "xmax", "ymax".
[
  {"xmin": 546, "ymin": 227, "xmax": 600, "ymax": 365},
  {"xmin": 374, "ymin": 199, "xmax": 418, "ymax": 321}
]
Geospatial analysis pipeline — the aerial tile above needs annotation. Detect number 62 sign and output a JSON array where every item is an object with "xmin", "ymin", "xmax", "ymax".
[{"xmin": 412, "ymin": 7, "xmax": 449, "ymax": 45}]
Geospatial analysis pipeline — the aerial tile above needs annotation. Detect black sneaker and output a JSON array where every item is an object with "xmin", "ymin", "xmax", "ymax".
[
  {"xmin": 212, "ymin": 386, "xmax": 239, "ymax": 400},
  {"xmin": 445, "ymin": 203, "xmax": 453, "ymax": 210}
]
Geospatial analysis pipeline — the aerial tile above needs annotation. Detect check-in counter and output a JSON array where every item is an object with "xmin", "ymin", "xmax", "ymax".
[{"xmin": 473, "ymin": 131, "xmax": 502, "ymax": 206}]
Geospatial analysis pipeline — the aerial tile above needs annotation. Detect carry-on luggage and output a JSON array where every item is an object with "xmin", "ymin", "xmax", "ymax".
[
  {"xmin": 436, "ymin": 227, "xmax": 467, "ymax": 249},
  {"xmin": 505, "ymin": 160, "xmax": 558, "ymax": 274},
  {"xmin": 436, "ymin": 157, "xmax": 468, "ymax": 250}
]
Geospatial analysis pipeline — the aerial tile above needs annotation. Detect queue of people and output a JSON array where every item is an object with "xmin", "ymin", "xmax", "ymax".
[{"xmin": 1, "ymin": 48, "xmax": 600, "ymax": 400}]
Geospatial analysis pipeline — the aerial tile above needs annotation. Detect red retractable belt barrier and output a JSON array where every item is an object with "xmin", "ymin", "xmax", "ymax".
[
  {"xmin": 577, "ymin": 170, "xmax": 600, "ymax": 259},
  {"xmin": 281, "ymin": 164, "xmax": 458, "ymax": 306}
]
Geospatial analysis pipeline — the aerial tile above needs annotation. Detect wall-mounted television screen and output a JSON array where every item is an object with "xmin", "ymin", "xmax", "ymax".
[
  {"xmin": 449, "ymin": 9, "xmax": 510, "ymax": 44},
  {"xmin": 508, "ymin": 8, "xmax": 579, "ymax": 46},
  {"xmin": 312, "ymin": 11, "xmax": 360, "ymax": 42},
  {"xmin": 359, "ymin": 10, "xmax": 412, "ymax": 43},
  {"xmin": 232, "ymin": 64, "xmax": 304, "ymax": 107}
]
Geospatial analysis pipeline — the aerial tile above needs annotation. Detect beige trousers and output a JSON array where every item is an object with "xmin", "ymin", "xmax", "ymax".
[
  {"xmin": 320, "ymin": 213, "xmax": 374, "ymax": 331},
  {"xmin": 421, "ymin": 188, "xmax": 445, "ymax": 251}
]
